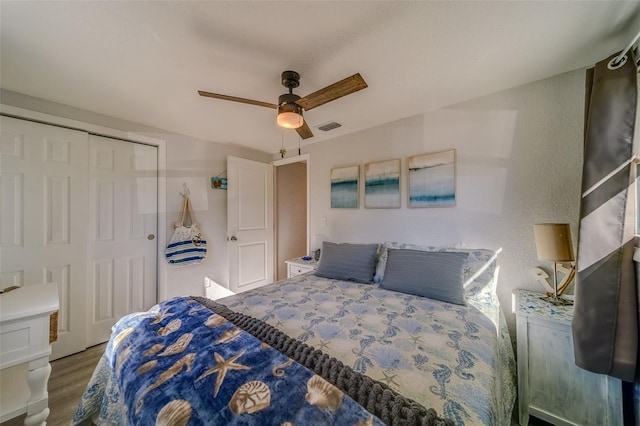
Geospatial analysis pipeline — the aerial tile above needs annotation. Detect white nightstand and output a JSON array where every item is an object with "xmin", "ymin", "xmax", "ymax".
[
  {"xmin": 513, "ymin": 290, "xmax": 622, "ymax": 426},
  {"xmin": 285, "ymin": 257, "xmax": 318, "ymax": 278}
]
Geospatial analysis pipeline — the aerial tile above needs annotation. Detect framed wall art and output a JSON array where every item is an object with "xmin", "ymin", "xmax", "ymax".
[
  {"xmin": 408, "ymin": 149, "xmax": 456, "ymax": 208},
  {"xmin": 364, "ymin": 159, "xmax": 400, "ymax": 208},
  {"xmin": 330, "ymin": 165, "xmax": 359, "ymax": 208}
]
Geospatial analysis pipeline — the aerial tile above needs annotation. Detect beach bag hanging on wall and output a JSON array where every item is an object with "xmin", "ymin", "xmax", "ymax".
[{"xmin": 165, "ymin": 196, "xmax": 207, "ymax": 266}]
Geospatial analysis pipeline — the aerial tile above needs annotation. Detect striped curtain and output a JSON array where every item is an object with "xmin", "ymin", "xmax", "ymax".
[{"xmin": 573, "ymin": 50, "xmax": 639, "ymax": 385}]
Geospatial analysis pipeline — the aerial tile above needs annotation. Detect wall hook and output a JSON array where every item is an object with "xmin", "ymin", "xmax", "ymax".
[{"xmin": 180, "ymin": 183, "xmax": 191, "ymax": 198}]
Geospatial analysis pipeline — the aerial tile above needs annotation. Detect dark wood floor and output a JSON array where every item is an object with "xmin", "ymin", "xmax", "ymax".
[{"xmin": 1, "ymin": 343, "xmax": 106, "ymax": 426}]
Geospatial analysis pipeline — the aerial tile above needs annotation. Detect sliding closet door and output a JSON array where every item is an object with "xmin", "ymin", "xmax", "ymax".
[
  {"xmin": 87, "ymin": 135, "xmax": 158, "ymax": 346},
  {"xmin": 0, "ymin": 115, "xmax": 89, "ymax": 359}
]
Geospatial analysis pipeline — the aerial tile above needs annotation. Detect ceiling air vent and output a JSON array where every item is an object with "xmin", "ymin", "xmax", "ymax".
[{"xmin": 317, "ymin": 121, "xmax": 342, "ymax": 132}]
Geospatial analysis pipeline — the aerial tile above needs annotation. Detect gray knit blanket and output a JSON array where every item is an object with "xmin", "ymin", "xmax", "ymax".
[{"xmin": 193, "ymin": 296, "xmax": 454, "ymax": 426}]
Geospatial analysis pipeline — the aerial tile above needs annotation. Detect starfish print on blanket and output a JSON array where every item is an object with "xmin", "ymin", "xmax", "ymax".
[
  {"xmin": 197, "ymin": 350, "xmax": 251, "ymax": 397},
  {"xmin": 379, "ymin": 370, "xmax": 399, "ymax": 387}
]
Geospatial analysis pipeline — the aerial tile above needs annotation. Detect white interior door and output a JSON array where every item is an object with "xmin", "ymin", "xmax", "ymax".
[
  {"xmin": 87, "ymin": 135, "xmax": 158, "ymax": 346},
  {"xmin": 0, "ymin": 115, "xmax": 89, "ymax": 359},
  {"xmin": 227, "ymin": 156, "xmax": 273, "ymax": 293}
]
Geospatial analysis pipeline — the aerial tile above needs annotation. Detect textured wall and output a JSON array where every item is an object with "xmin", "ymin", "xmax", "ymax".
[{"xmin": 302, "ymin": 69, "xmax": 585, "ymax": 333}]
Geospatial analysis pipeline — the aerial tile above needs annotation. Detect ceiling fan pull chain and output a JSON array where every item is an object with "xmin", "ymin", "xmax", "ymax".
[{"xmin": 279, "ymin": 130, "xmax": 286, "ymax": 158}]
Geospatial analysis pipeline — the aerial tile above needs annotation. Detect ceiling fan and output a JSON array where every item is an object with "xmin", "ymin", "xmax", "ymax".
[{"xmin": 198, "ymin": 71, "xmax": 368, "ymax": 140}]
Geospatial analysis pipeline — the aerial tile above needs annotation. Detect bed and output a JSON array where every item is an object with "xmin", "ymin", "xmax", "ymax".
[{"xmin": 72, "ymin": 243, "xmax": 516, "ymax": 426}]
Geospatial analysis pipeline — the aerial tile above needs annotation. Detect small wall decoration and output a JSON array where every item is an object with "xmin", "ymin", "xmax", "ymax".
[
  {"xmin": 408, "ymin": 149, "xmax": 456, "ymax": 208},
  {"xmin": 211, "ymin": 176, "xmax": 227, "ymax": 190},
  {"xmin": 365, "ymin": 159, "xmax": 400, "ymax": 208},
  {"xmin": 331, "ymin": 165, "xmax": 359, "ymax": 208}
]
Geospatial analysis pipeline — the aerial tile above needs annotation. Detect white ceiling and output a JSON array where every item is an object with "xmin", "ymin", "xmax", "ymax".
[{"xmin": 1, "ymin": 1, "xmax": 639, "ymax": 154}]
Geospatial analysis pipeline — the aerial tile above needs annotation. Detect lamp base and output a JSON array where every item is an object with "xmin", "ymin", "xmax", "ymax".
[{"xmin": 539, "ymin": 294, "xmax": 574, "ymax": 306}]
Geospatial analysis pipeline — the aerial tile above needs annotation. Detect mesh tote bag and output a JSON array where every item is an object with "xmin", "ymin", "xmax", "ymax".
[{"xmin": 165, "ymin": 196, "xmax": 207, "ymax": 266}]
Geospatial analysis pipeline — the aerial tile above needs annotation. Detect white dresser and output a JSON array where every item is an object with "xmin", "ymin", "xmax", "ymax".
[
  {"xmin": 513, "ymin": 290, "xmax": 622, "ymax": 426},
  {"xmin": 285, "ymin": 257, "xmax": 318, "ymax": 278},
  {"xmin": 0, "ymin": 283, "xmax": 59, "ymax": 425}
]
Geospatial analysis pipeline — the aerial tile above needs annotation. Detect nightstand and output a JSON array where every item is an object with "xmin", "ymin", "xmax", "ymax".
[
  {"xmin": 285, "ymin": 257, "xmax": 318, "ymax": 278},
  {"xmin": 513, "ymin": 289, "xmax": 622, "ymax": 426}
]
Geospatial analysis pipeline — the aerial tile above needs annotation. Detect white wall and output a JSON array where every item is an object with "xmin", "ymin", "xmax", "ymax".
[
  {"xmin": 0, "ymin": 89, "xmax": 272, "ymax": 300},
  {"xmin": 302, "ymin": 69, "xmax": 585, "ymax": 330},
  {"xmin": 160, "ymin": 134, "xmax": 271, "ymax": 299}
]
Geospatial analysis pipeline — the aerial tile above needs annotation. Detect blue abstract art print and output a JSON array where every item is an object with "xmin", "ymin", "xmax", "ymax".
[
  {"xmin": 408, "ymin": 149, "xmax": 456, "ymax": 208},
  {"xmin": 365, "ymin": 159, "xmax": 400, "ymax": 208},
  {"xmin": 331, "ymin": 165, "xmax": 359, "ymax": 208}
]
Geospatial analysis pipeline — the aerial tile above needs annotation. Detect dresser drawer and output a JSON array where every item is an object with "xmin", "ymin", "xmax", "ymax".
[
  {"xmin": 285, "ymin": 257, "xmax": 318, "ymax": 278},
  {"xmin": 288, "ymin": 264, "xmax": 314, "ymax": 277},
  {"xmin": 0, "ymin": 315, "xmax": 50, "ymax": 369}
]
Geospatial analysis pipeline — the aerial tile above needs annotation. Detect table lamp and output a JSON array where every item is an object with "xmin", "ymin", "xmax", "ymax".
[{"xmin": 533, "ymin": 223, "xmax": 575, "ymax": 305}]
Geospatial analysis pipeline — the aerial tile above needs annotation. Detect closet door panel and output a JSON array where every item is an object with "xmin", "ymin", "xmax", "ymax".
[
  {"xmin": 87, "ymin": 135, "xmax": 158, "ymax": 346},
  {"xmin": 0, "ymin": 115, "xmax": 89, "ymax": 359},
  {"xmin": 1, "ymin": 116, "xmax": 160, "ymax": 356}
]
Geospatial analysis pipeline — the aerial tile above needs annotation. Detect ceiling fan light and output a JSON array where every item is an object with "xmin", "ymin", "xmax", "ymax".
[
  {"xmin": 277, "ymin": 103, "xmax": 303, "ymax": 129},
  {"xmin": 277, "ymin": 112, "xmax": 303, "ymax": 129}
]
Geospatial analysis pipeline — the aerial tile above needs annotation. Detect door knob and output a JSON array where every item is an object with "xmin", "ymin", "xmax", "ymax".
[
  {"xmin": 147, "ymin": 234, "xmax": 155, "ymax": 240},
  {"xmin": 230, "ymin": 236, "xmax": 238, "ymax": 242}
]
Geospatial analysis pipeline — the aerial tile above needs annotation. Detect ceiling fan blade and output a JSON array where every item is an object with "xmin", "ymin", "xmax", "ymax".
[
  {"xmin": 296, "ymin": 120, "xmax": 314, "ymax": 139},
  {"xmin": 198, "ymin": 91, "xmax": 278, "ymax": 109},
  {"xmin": 296, "ymin": 73, "xmax": 367, "ymax": 111}
]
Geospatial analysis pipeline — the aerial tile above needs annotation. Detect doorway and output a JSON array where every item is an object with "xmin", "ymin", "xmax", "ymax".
[{"xmin": 274, "ymin": 154, "xmax": 309, "ymax": 280}]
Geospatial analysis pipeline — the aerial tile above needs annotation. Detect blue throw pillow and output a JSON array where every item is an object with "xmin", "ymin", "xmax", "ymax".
[
  {"xmin": 315, "ymin": 242, "xmax": 379, "ymax": 284},
  {"xmin": 380, "ymin": 249, "xmax": 469, "ymax": 305}
]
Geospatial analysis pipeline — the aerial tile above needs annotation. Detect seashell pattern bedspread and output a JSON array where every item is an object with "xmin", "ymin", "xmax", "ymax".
[
  {"xmin": 71, "ymin": 296, "xmax": 387, "ymax": 426},
  {"xmin": 219, "ymin": 274, "xmax": 516, "ymax": 426}
]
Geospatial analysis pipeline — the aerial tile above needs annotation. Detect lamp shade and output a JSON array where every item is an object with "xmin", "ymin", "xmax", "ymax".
[
  {"xmin": 277, "ymin": 111, "xmax": 303, "ymax": 129},
  {"xmin": 277, "ymin": 99, "xmax": 303, "ymax": 129},
  {"xmin": 533, "ymin": 223, "xmax": 575, "ymax": 261}
]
